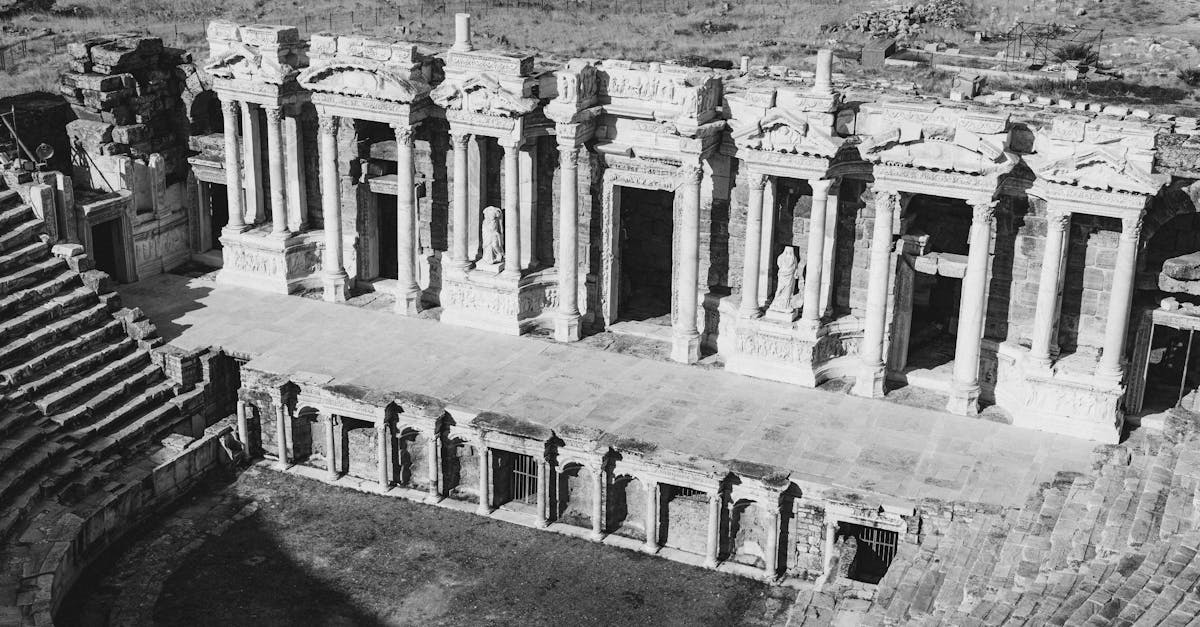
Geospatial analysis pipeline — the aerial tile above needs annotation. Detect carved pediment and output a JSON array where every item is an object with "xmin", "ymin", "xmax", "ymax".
[
  {"xmin": 867, "ymin": 138, "xmax": 1016, "ymax": 175},
  {"xmin": 297, "ymin": 61, "xmax": 429, "ymax": 103},
  {"xmin": 205, "ymin": 42, "xmax": 293, "ymax": 85},
  {"xmin": 732, "ymin": 108, "xmax": 843, "ymax": 156},
  {"xmin": 1025, "ymin": 146, "xmax": 1169, "ymax": 195},
  {"xmin": 431, "ymin": 74, "xmax": 537, "ymax": 117}
]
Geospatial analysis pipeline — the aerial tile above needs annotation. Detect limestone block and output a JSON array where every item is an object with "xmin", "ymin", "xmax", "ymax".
[
  {"xmin": 1163, "ymin": 252, "xmax": 1200, "ymax": 281},
  {"xmin": 80, "ymin": 269, "xmax": 115, "ymax": 294},
  {"xmin": 111, "ymin": 124, "xmax": 151, "ymax": 145},
  {"xmin": 51, "ymin": 243, "xmax": 85, "ymax": 258},
  {"xmin": 66, "ymin": 119, "xmax": 114, "ymax": 146},
  {"xmin": 239, "ymin": 24, "xmax": 300, "ymax": 47},
  {"xmin": 207, "ymin": 20, "xmax": 241, "ymax": 42}
]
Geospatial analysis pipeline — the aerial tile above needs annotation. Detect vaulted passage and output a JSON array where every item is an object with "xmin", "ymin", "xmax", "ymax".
[
  {"xmin": 619, "ymin": 187, "xmax": 674, "ymax": 323},
  {"xmin": 90, "ymin": 219, "xmax": 124, "ymax": 281}
]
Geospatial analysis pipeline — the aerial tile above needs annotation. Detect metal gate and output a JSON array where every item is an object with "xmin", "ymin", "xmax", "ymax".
[
  {"xmin": 856, "ymin": 526, "xmax": 899, "ymax": 570},
  {"xmin": 509, "ymin": 452, "xmax": 538, "ymax": 504}
]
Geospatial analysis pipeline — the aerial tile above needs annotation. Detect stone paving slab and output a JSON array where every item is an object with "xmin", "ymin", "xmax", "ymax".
[{"xmin": 119, "ymin": 274, "xmax": 1099, "ymax": 508}]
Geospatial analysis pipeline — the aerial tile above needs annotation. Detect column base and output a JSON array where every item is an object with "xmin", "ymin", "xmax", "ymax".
[
  {"xmin": 323, "ymin": 272, "xmax": 349, "ymax": 303},
  {"xmin": 946, "ymin": 382, "xmax": 981, "ymax": 416},
  {"xmin": 642, "ymin": 543, "xmax": 659, "ymax": 555},
  {"xmin": 395, "ymin": 289, "xmax": 423, "ymax": 316},
  {"xmin": 703, "ymin": 557, "xmax": 719, "ymax": 569},
  {"xmin": 476, "ymin": 504, "xmax": 491, "ymax": 516},
  {"xmin": 671, "ymin": 331, "xmax": 701, "ymax": 364},
  {"xmin": 222, "ymin": 224, "xmax": 251, "ymax": 237},
  {"xmin": 536, "ymin": 518, "xmax": 549, "ymax": 529},
  {"xmin": 852, "ymin": 362, "xmax": 887, "ymax": 398},
  {"xmin": 1094, "ymin": 363, "xmax": 1125, "ymax": 386},
  {"xmin": 554, "ymin": 312, "xmax": 582, "ymax": 342},
  {"xmin": 590, "ymin": 530, "xmax": 605, "ymax": 541}
]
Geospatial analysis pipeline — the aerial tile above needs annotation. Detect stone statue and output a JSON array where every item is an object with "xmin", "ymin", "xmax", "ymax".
[
  {"xmin": 768, "ymin": 246, "xmax": 799, "ymax": 313},
  {"xmin": 481, "ymin": 206, "xmax": 504, "ymax": 265}
]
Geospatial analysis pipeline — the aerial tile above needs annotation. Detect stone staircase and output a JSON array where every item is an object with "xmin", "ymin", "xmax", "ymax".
[
  {"xmin": 0, "ymin": 190, "xmax": 205, "ymax": 623},
  {"xmin": 856, "ymin": 413, "xmax": 1200, "ymax": 626}
]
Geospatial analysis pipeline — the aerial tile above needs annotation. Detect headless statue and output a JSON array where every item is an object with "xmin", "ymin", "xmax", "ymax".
[
  {"xmin": 769, "ymin": 246, "xmax": 800, "ymax": 313},
  {"xmin": 481, "ymin": 205, "xmax": 504, "ymax": 265}
]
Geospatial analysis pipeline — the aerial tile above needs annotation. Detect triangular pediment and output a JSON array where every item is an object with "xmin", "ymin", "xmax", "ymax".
[
  {"xmin": 297, "ymin": 61, "xmax": 429, "ymax": 103},
  {"xmin": 868, "ymin": 138, "xmax": 1016, "ymax": 175},
  {"xmin": 731, "ymin": 108, "xmax": 843, "ymax": 156},
  {"xmin": 430, "ymin": 74, "xmax": 537, "ymax": 117},
  {"xmin": 1025, "ymin": 146, "xmax": 1169, "ymax": 195},
  {"xmin": 205, "ymin": 42, "xmax": 292, "ymax": 85}
]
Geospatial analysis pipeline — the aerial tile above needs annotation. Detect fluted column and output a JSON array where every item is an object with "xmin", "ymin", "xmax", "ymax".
[
  {"xmin": 451, "ymin": 131, "xmax": 471, "ymax": 269},
  {"xmin": 590, "ymin": 463, "xmax": 605, "ymax": 540},
  {"xmin": 427, "ymin": 430, "xmax": 441, "ymax": 499},
  {"xmin": 802, "ymin": 179, "xmax": 833, "ymax": 322},
  {"xmin": 1096, "ymin": 214, "xmax": 1143, "ymax": 382},
  {"xmin": 704, "ymin": 487, "xmax": 722, "ymax": 568},
  {"xmin": 376, "ymin": 421, "xmax": 391, "ymax": 489},
  {"xmin": 643, "ymin": 481, "xmax": 659, "ymax": 553},
  {"xmin": 264, "ymin": 106, "xmax": 289, "ymax": 237},
  {"xmin": 502, "ymin": 140, "xmax": 521, "ymax": 277},
  {"xmin": 394, "ymin": 124, "xmax": 421, "ymax": 315},
  {"xmin": 241, "ymin": 102, "xmax": 264, "ymax": 224},
  {"xmin": 325, "ymin": 415, "xmax": 339, "ymax": 480},
  {"xmin": 536, "ymin": 459, "xmax": 549, "ymax": 528},
  {"xmin": 740, "ymin": 171, "xmax": 767, "ymax": 317},
  {"xmin": 672, "ymin": 164, "xmax": 703, "ymax": 364},
  {"xmin": 555, "ymin": 144, "xmax": 582, "ymax": 342},
  {"xmin": 220, "ymin": 100, "xmax": 245, "ymax": 233},
  {"xmin": 477, "ymin": 441, "xmax": 491, "ymax": 514},
  {"xmin": 235, "ymin": 399, "xmax": 250, "ymax": 454},
  {"xmin": 948, "ymin": 199, "xmax": 996, "ymax": 416},
  {"xmin": 1029, "ymin": 209, "xmax": 1071, "ymax": 368},
  {"xmin": 274, "ymin": 403, "xmax": 289, "ymax": 469},
  {"xmin": 853, "ymin": 188, "xmax": 898, "ymax": 398},
  {"xmin": 318, "ymin": 115, "xmax": 348, "ymax": 302}
]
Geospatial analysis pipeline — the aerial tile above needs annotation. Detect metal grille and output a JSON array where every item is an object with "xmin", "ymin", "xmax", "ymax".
[
  {"xmin": 857, "ymin": 526, "xmax": 899, "ymax": 570},
  {"xmin": 673, "ymin": 485, "xmax": 704, "ymax": 498},
  {"xmin": 510, "ymin": 452, "xmax": 538, "ymax": 505}
]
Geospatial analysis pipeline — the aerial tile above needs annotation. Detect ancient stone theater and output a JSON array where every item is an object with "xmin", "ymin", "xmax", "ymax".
[{"xmin": 2, "ymin": 15, "xmax": 1200, "ymax": 625}]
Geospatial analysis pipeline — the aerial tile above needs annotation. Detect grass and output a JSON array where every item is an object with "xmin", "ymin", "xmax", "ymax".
[{"xmin": 69, "ymin": 468, "xmax": 793, "ymax": 625}]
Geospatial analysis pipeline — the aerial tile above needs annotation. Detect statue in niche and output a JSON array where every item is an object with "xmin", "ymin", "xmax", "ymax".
[
  {"xmin": 481, "ymin": 206, "xmax": 504, "ymax": 265},
  {"xmin": 768, "ymin": 246, "xmax": 800, "ymax": 313}
]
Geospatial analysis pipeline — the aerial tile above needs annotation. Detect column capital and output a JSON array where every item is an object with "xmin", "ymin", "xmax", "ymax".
[
  {"xmin": 970, "ymin": 198, "xmax": 998, "ymax": 223},
  {"xmin": 263, "ymin": 105, "xmax": 283, "ymax": 123},
  {"xmin": 221, "ymin": 99, "xmax": 240, "ymax": 116},
  {"xmin": 326, "ymin": 414, "xmax": 340, "ymax": 426},
  {"xmin": 1046, "ymin": 208, "xmax": 1072, "ymax": 229},
  {"xmin": 498, "ymin": 137, "xmax": 523, "ymax": 150},
  {"xmin": 317, "ymin": 114, "xmax": 338, "ymax": 136},
  {"xmin": 1121, "ymin": 213, "xmax": 1143, "ymax": 240},
  {"xmin": 747, "ymin": 171, "xmax": 768, "ymax": 191},
  {"xmin": 392, "ymin": 124, "xmax": 415, "ymax": 145},
  {"xmin": 558, "ymin": 145, "xmax": 579, "ymax": 166},
  {"xmin": 679, "ymin": 164, "xmax": 703, "ymax": 186},
  {"xmin": 872, "ymin": 187, "xmax": 899, "ymax": 213},
  {"xmin": 450, "ymin": 130, "xmax": 471, "ymax": 148},
  {"xmin": 809, "ymin": 177, "xmax": 833, "ymax": 197}
]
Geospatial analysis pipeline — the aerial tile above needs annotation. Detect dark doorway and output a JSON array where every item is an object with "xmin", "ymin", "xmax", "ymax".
[
  {"xmin": 619, "ymin": 187, "xmax": 675, "ymax": 323},
  {"xmin": 376, "ymin": 194, "xmax": 398, "ymax": 280},
  {"xmin": 208, "ymin": 182, "xmax": 229, "ymax": 249},
  {"xmin": 906, "ymin": 273, "xmax": 962, "ymax": 370},
  {"xmin": 1144, "ymin": 326, "xmax": 1200, "ymax": 412},
  {"xmin": 838, "ymin": 522, "xmax": 898, "ymax": 584},
  {"xmin": 492, "ymin": 449, "xmax": 537, "ymax": 508},
  {"xmin": 90, "ymin": 218, "xmax": 124, "ymax": 281}
]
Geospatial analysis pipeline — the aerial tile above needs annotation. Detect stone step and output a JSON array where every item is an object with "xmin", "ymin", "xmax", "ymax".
[
  {"xmin": 1161, "ymin": 443, "xmax": 1200, "ymax": 541},
  {"xmin": 1113, "ymin": 536, "xmax": 1200, "ymax": 625},
  {"xmin": 1053, "ymin": 559, "xmax": 1124, "ymax": 626},
  {"xmin": 0, "ymin": 285, "xmax": 95, "ymax": 347},
  {"xmin": 0, "ymin": 255, "xmax": 65, "ymax": 298},
  {"xmin": 0, "ymin": 402, "xmax": 42, "ymax": 442},
  {"xmin": 0, "ymin": 439, "xmax": 66, "ymax": 513},
  {"xmin": 956, "ymin": 513, "xmax": 1015, "ymax": 614},
  {"xmin": 0, "ymin": 219, "xmax": 43, "ymax": 254},
  {"xmin": 1066, "ymin": 543, "xmax": 1172, "ymax": 626},
  {"xmin": 100, "ymin": 400, "xmax": 181, "ymax": 454},
  {"xmin": 1097, "ymin": 452, "xmax": 1150, "ymax": 556},
  {"xmin": 72, "ymin": 377, "xmax": 176, "ymax": 440},
  {"xmin": 0, "ymin": 318, "xmax": 124, "ymax": 388},
  {"xmin": 19, "ymin": 335, "xmax": 135, "ymax": 399},
  {"xmin": 1042, "ymin": 476, "xmax": 1095, "ymax": 574},
  {"xmin": 0, "ymin": 423, "xmax": 47, "ymax": 473},
  {"xmin": 37, "ymin": 350, "xmax": 152, "ymax": 418},
  {"xmin": 0, "ymin": 302, "xmax": 112, "ymax": 370},
  {"xmin": 0, "ymin": 239, "xmax": 49, "ymax": 275},
  {"xmin": 0, "ymin": 197, "xmax": 31, "ymax": 231},
  {"xmin": 0, "ymin": 267, "xmax": 79, "ymax": 320},
  {"xmin": 1127, "ymin": 447, "xmax": 1179, "ymax": 549}
]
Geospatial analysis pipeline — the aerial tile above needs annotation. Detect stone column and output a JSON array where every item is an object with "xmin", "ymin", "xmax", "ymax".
[
  {"xmin": 740, "ymin": 171, "xmax": 767, "ymax": 317},
  {"xmin": 236, "ymin": 400, "xmax": 250, "ymax": 454},
  {"xmin": 764, "ymin": 504, "xmax": 781, "ymax": 580},
  {"xmin": 1097, "ymin": 214, "xmax": 1143, "ymax": 382},
  {"xmin": 451, "ymin": 131, "xmax": 471, "ymax": 269},
  {"xmin": 1029, "ymin": 209, "xmax": 1071, "ymax": 368},
  {"xmin": 822, "ymin": 520, "xmax": 836, "ymax": 577},
  {"xmin": 802, "ymin": 179, "xmax": 833, "ymax": 322},
  {"xmin": 820, "ymin": 184, "xmax": 839, "ymax": 316},
  {"xmin": 377, "ymin": 421, "xmax": 391, "ymax": 489},
  {"xmin": 590, "ymin": 463, "xmax": 605, "ymax": 540},
  {"xmin": 704, "ymin": 487, "xmax": 722, "ymax": 568},
  {"xmin": 643, "ymin": 481, "xmax": 659, "ymax": 553},
  {"xmin": 325, "ymin": 414, "xmax": 339, "ymax": 480},
  {"xmin": 536, "ymin": 459, "xmax": 549, "ymax": 528},
  {"xmin": 275, "ymin": 403, "xmax": 289, "ymax": 469},
  {"xmin": 220, "ymin": 100, "xmax": 246, "ymax": 233},
  {"xmin": 853, "ymin": 188, "xmax": 898, "ymax": 398},
  {"xmin": 672, "ymin": 164, "xmax": 703, "ymax": 364},
  {"xmin": 948, "ymin": 199, "xmax": 996, "ymax": 416},
  {"xmin": 394, "ymin": 124, "xmax": 422, "ymax": 315},
  {"xmin": 318, "ymin": 115, "xmax": 348, "ymax": 302},
  {"xmin": 241, "ymin": 102, "xmax": 264, "ymax": 224},
  {"xmin": 283, "ymin": 114, "xmax": 307, "ymax": 231},
  {"xmin": 502, "ymin": 140, "xmax": 522, "ymax": 277},
  {"xmin": 264, "ymin": 106, "xmax": 289, "ymax": 238},
  {"xmin": 477, "ymin": 443, "xmax": 491, "ymax": 514},
  {"xmin": 427, "ymin": 431, "xmax": 441, "ymax": 498},
  {"xmin": 555, "ymin": 145, "xmax": 582, "ymax": 342}
]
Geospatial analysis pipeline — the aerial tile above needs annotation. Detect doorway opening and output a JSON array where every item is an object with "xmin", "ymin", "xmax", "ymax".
[
  {"xmin": 1144, "ymin": 325, "xmax": 1200, "ymax": 412},
  {"xmin": 90, "ymin": 218, "xmax": 126, "ymax": 282},
  {"xmin": 618, "ymin": 187, "xmax": 675, "ymax": 324},
  {"xmin": 376, "ymin": 194, "xmax": 398, "ymax": 280},
  {"xmin": 492, "ymin": 449, "xmax": 538, "ymax": 510},
  {"xmin": 837, "ymin": 522, "xmax": 898, "ymax": 584},
  {"xmin": 207, "ymin": 182, "xmax": 228, "ymax": 249},
  {"xmin": 907, "ymin": 273, "xmax": 962, "ymax": 370}
]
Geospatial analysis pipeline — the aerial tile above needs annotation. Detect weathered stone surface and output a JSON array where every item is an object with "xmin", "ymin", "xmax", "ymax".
[{"xmin": 1163, "ymin": 252, "xmax": 1200, "ymax": 281}]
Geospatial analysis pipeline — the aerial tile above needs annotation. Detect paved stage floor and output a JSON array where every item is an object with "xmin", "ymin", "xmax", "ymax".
[{"xmin": 120, "ymin": 273, "xmax": 1099, "ymax": 509}]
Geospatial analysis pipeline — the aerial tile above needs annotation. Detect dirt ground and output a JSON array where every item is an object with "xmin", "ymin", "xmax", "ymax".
[{"xmin": 61, "ymin": 467, "xmax": 795, "ymax": 627}]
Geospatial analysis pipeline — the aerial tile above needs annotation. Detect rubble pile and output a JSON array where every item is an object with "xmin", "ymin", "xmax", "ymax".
[
  {"xmin": 841, "ymin": 0, "xmax": 968, "ymax": 38},
  {"xmin": 58, "ymin": 34, "xmax": 193, "ymax": 178}
]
